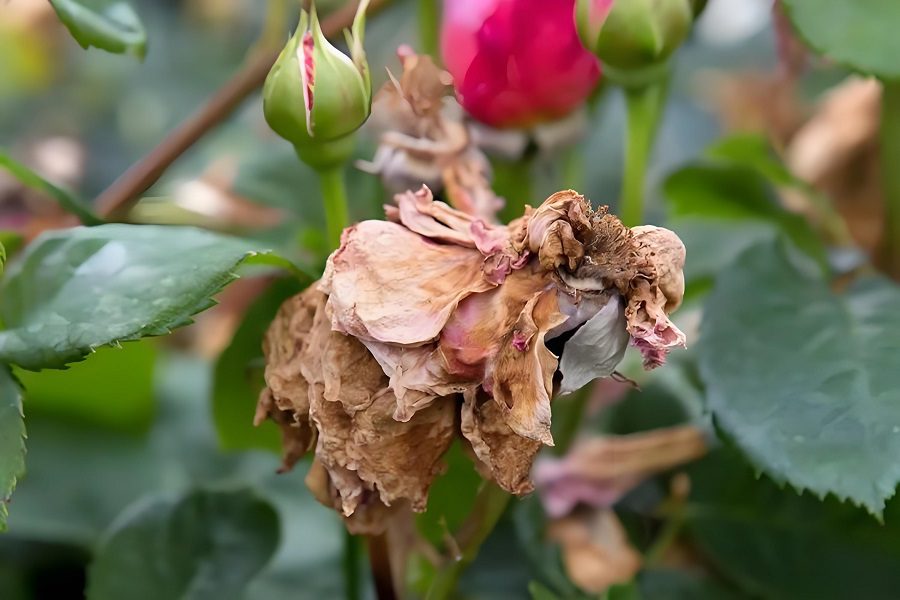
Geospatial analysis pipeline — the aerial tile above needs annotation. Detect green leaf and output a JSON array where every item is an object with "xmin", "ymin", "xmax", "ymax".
[
  {"xmin": 664, "ymin": 164, "xmax": 825, "ymax": 264},
  {"xmin": 781, "ymin": 0, "xmax": 900, "ymax": 81},
  {"xmin": 699, "ymin": 237, "xmax": 900, "ymax": 514},
  {"xmin": 0, "ymin": 224, "xmax": 290, "ymax": 370},
  {"xmin": 87, "ymin": 489, "xmax": 279, "ymax": 600},
  {"xmin": 14, "ymin": 340, "xmax": 157, "ymax": 432},
  {"xmin": 213, "ymin": 278, "xmax": 305, "ymax": 453},
  {"xmin": 48, "ymin": 0, "xmax": 147, "ymax": 59},
  {"xmin": 0, "ymin": 365, "xmax": 25, "ymax": 530},
  {"xmin": 685, "ymin": 449, "xmax": 900, "ymax": 599},
  {"xmin": 529, "ymin": 581, "xmax": 563, "ymax": 600},
  {"xmin": 637, "ymin": 569, "xmax": 745, "ymax": 599},
  {"xmin": 0, "ymin": 152, "xmax": 104, "ymax": 226}
]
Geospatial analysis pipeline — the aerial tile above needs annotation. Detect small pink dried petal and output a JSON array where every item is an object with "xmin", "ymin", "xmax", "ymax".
[{"xmin": 533, "ymin": 426, "xmax": 708, "ymax": 518}]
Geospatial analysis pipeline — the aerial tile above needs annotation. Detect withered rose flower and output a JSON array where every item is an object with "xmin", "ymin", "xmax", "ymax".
[{"xmin": 256, "ymin": 186, "xmax": 685, "ymax": 532}]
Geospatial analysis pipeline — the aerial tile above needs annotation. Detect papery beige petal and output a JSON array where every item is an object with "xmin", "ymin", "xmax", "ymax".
[
  {"xmin": 323, "ymin": 218, "xmax": 494, "ymax": 345},
  {"xmin": 461, "ymin": 391, "xmax": 541, "ymax": 495}
]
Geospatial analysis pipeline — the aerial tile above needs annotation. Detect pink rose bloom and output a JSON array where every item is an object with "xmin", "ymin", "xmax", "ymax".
[{"xmin": 441, "ymin": 0, "xmax": 601, "ymax": 128}]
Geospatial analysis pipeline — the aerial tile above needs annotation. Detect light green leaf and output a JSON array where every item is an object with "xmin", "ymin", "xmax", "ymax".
[
  {"xmin": 87, "ymin": 489, "xmax": 279, "ymax": 600},
  {"xmin": 48, "ymin": 0, "xmax": 147, "ymax": 59},
  {"xmin": 0, "ymin": 152, "xmax": 104, "ymax": 226},
  {"xmin": 782, "ymin": 0, "xmax": 900, "ymax": 81},
  {"xmin": 664, "ymin": 164, "xmax": 825, "ymax": 265},
  {"xmin": 699, "ymin": 238, "xmax": 900, "ymax": 515},
  {"xmin": 686, "ymin": 449, "xmax": 900, "ymax": 599},
  {"xmin": 0, "ymin": 224, "xmax": 291, "ymax": 370},
  {"xmin": 0, "ymin": 365, "xmax": 25, "ymax": 530},
  {"xmin": 14, "ymin": 341, "xmax": 157, "ymax": 432},
  {"xmin": 213, "ymin": 278, "xmax": 305, "ymax": 453}
]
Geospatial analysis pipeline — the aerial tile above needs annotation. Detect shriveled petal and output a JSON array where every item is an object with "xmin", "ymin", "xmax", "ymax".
[
  {"xmin": 388, "ymin": 186, "xmax": 481, "ymax": 247},
  {"xmin": 547, "ymin": 509, "xmax": 641, "ymax": 594},
  {"xmin": 324, "ymin": 219, "xmax": 494, "ymax": 345},
  {"xmin": 490, "ymin": 289, "xmax": 567, "ymax": 445},
  {"xmin": 557, "ymin": 295, "xmax": 629, "ymax": 395},
  {"xmin": 461, "ymin": 391, "xmax": 541, "ymax": 495},
  {"xmin": 522, "ymin": 190, "xmax": 593, "ymax": 266}
]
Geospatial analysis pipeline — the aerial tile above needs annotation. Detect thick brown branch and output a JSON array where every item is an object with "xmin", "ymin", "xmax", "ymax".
[{"xmin": 95, "ymin": 0, "xmax": 389, "ymax": 220}]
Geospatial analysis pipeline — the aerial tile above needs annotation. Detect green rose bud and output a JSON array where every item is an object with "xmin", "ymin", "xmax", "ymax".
[
  {"xmin": 263, "ymin": 1, "xmax": 371, "ymax": 166},
  {"xmin": 576, "ymin": 0, "xmax": 693, "ymax": 77}
]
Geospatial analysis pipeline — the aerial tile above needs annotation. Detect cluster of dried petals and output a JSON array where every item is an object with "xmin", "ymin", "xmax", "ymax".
[
  {"xmin": 257, "ymin": 186, "xmax": 686, "ymax": 532},
  {"xmin": 357, "ymin": 46, "xmax": 502, "ymax": 221}
]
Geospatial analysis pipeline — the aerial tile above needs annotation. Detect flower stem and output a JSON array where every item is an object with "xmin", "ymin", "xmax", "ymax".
[
  {"xmin": 881, "ymin": 81, "xmax": 900, "ymax": 277},
  {"xmin": 494, "ymin": 158, "xmax": 534, "ymax": 223},
  {"xmin": 425, "ymin": 483, "xmax": 510, "ymax": 600},
  {"xmin": 417, "ymin": 0, "xmax": 441, "ymax": 59},
  {"xmin": 343, "ymin": 530, "xmax": 362, "ymax": 600},
  {"xmin": 550, "ymin": 384, "xmax": 592, "ymax": 456},
  {"xmin": 620, "ymin": 79, "xmax": 669, "ymax": 227},
  {"xmin": 318, "ymin": 166, "xmax": 350, "ymax": 251}
]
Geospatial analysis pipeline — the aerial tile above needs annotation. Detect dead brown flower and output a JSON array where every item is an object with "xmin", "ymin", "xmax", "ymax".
[{"xmin": 257, "ymin": 187, "xmax": 686, "ymax": 531}]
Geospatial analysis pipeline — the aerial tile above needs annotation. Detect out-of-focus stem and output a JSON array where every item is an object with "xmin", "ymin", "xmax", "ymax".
[
  {"xmin": 425, "ymin": 483, "xmax": 510, "ymax": 600},
  {"xmin": 418, "ymin": 0, "xmax": 441, "ymax": 59},
  {"xmin": 881, "ymin": 81, "xmax": 900, "ymax": 278},
  {"xmin": 494, "ymin": 158, "xmax": 534, "ymax": 223},
  {"xmin": 318, "ymin": 166, "xmax": 350, "ymax": 251},
  {"xmin": 550, "ymin": 384, "xmax": 592, "ymax": 456},
  {"xmin": 343, "ymin": 530, "xmax": 362, "ymax": 600},
  {"xmin": 620, "ymin": 79, "xmax": 668, "ymax": 227}
]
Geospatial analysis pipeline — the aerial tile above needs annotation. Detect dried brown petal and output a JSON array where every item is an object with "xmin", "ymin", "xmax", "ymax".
[
  {"xmin": 461, "ymin": 391, "xmax": 541, "ymax": 495},
  {"xmin": 490, "ymin": 290, "xmax": 567, "ymax": 445},
  {"xmin": 256, "ymin": 289, "xmax": 321, "ymax": 471}
]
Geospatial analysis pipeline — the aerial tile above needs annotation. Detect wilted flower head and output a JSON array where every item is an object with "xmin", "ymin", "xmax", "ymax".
[
  {"xmin": 440, "ymin": 0, "xmax": 601, "ymax": 128},
  {"xmin": 576, "ymin": 0, "xmax": 693, "ymax": 75},
  {"xmin": 263, "ymin": 1, "xmax": 371, "ymax": 164},
  {"xmin": 257, "ymin": 187, "xmax": 685, "ymax": 532}
]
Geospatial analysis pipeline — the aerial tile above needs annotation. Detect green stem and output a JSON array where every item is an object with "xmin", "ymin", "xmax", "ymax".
[
  {"xmin": 620, "ymin": 80, "xmax": 669, "ymax": 227},
  {"xmin": 425, "ymin": 483, "xmax": 511, "ymax": 600},
  {"xmin": 418, "ymin": 0, "xmax": 441, "ymax": 59},
  {"xmin": 318, "ymin": 166, "xmax": 350, "ymax": 251},
  {"xmin": 493, "ymin": 158, "xmax": 534, "ymax": 223},
  {"xmin": 343, "ymin": 530, "xmax": 362, "ymax": 600},
  {"xmin": 881, "ymin": 81, "xmax": 900, "ymax": 277},
  {"xmin": 550, "ymin": 384, "xmax": 592, "ymax": 456}
]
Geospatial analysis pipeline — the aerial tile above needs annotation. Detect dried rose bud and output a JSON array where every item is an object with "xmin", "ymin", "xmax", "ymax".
[
  {"xmin": 440, "ymin": 0, "xmax": 601, "ymax": 128},
  {"xmin": 263, "ymin": 1, "xmax": 371, "ymax": 167},
  {"xmin": 258, "ymin": 187, "xmax": 686, "ymax": 531},
  {"xmin": 576, "ymin": 0, "xmax": 693, "ymax": 77}
]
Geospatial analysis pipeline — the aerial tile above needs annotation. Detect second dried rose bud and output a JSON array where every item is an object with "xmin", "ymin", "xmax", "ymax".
[{"xmin": 263, "ymin": 1, "xmax": 372, "ymax": 166}]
